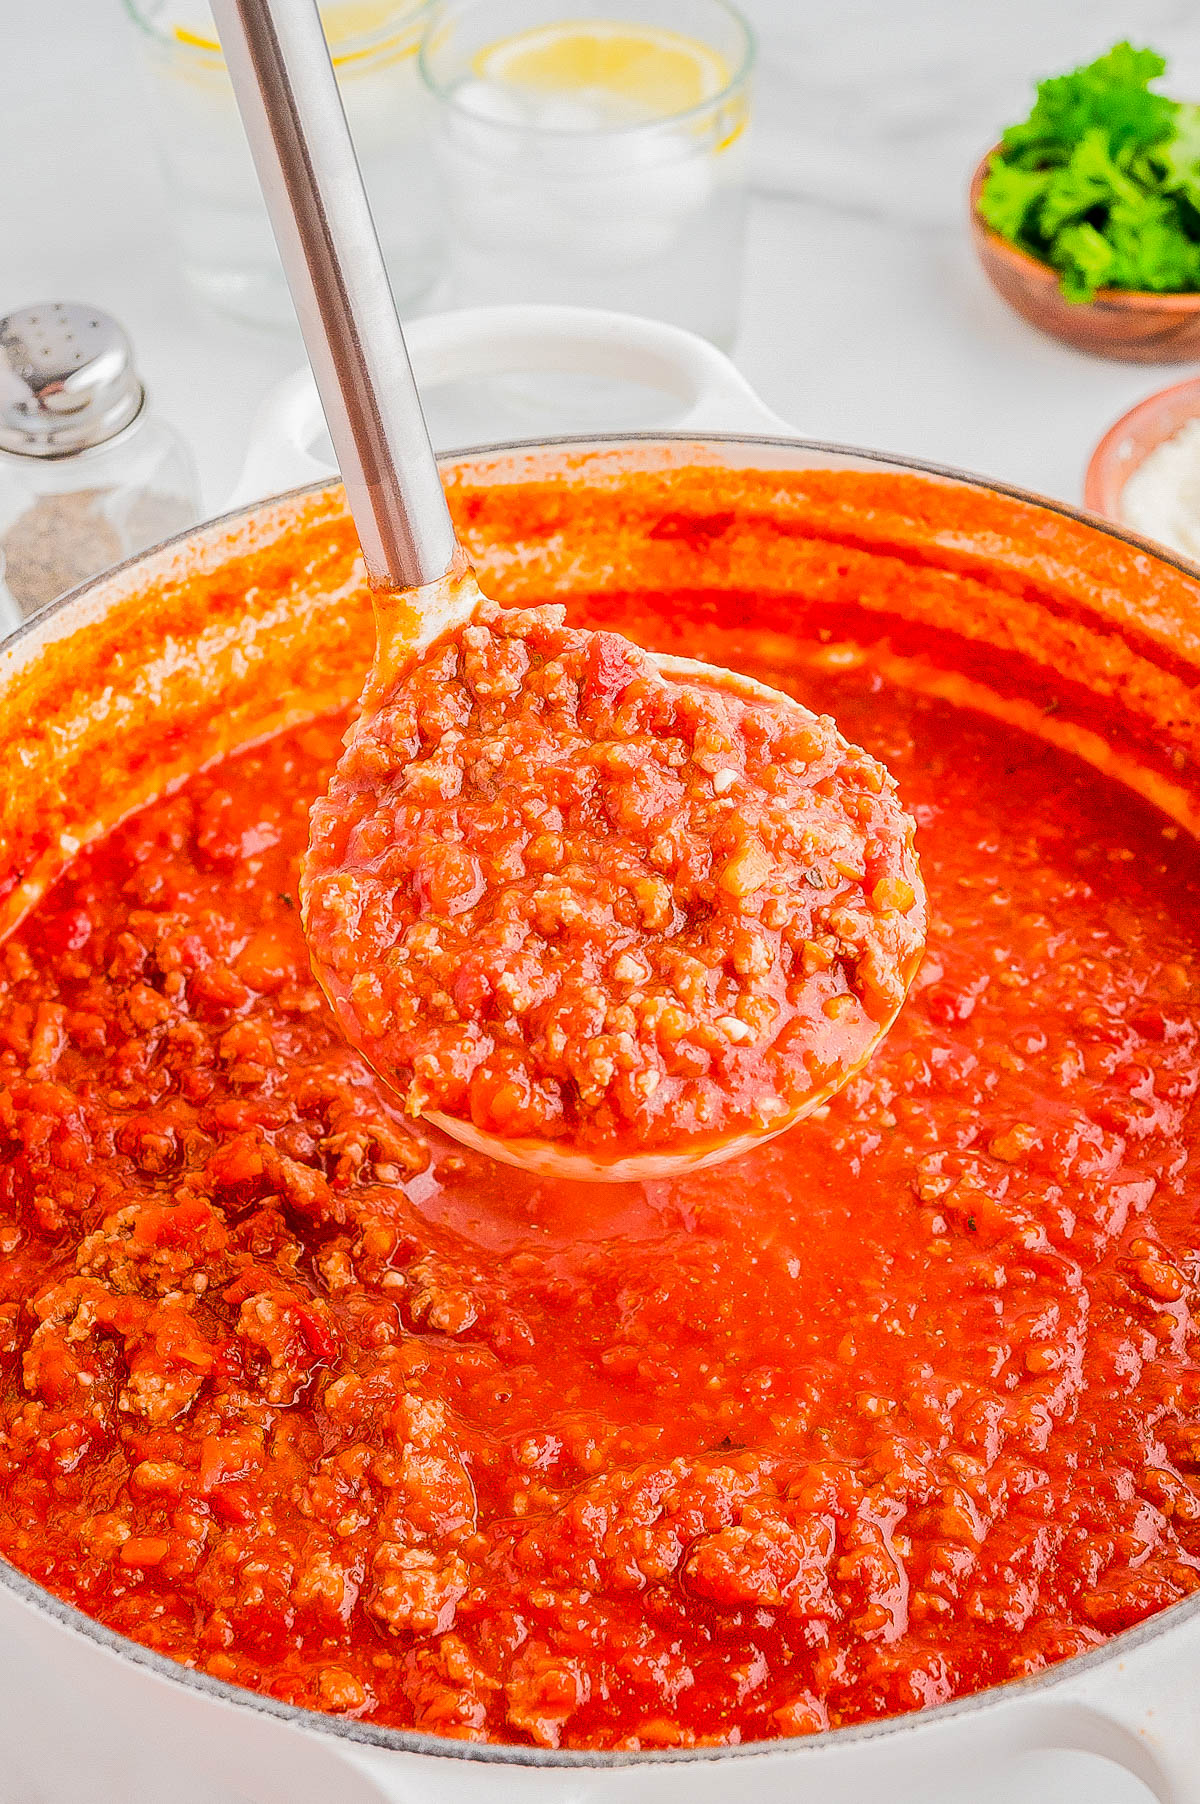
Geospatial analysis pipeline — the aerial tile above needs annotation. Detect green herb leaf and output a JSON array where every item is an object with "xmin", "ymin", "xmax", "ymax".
[
  {"xmin": 1157, "ymin": 100, "xmax": 1200, "ymax": 205},
  {"xmin": 1001, "ymin": 42, "xmax": 1175, "ymax": 161},
  {"xmin": 1049, "ymin": 221, "xmax": 1119, "ymax": 300},
  {"xmin": 981, "ymin": 42, "xmax": 1200, "ymax": 302},
  {"xmin": 1035, "ymin": 128, "xmax": 1140, "ymax": 236},
  {"xmin": 977, "ymin": 157, "xmax": 1052, "ymax": 240}
]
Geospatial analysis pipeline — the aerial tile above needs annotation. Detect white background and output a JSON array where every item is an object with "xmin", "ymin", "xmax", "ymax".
[{"xmin": 8, "ymin": 0, "xmax": 1200, "ymax": 509}]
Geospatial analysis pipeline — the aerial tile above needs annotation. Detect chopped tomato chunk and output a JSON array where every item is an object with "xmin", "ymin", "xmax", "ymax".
[{"xmin": 1, "ymin": 581, "xmax": 1200, "ymax": 1750}]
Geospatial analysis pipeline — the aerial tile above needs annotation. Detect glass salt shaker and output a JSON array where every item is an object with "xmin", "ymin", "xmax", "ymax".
[{"xmin": 0, "ymin": 302, "xmax": 201, "ymax": 631}]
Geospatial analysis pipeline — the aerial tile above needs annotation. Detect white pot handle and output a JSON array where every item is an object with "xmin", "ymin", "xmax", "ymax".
[
  {"xmin": 1028, "ymin": 1607, "xmax": 1200, "ymax": 1802},
  {"xmin": 321, "ymin": 1606, "xmax": 1200, "ymax": 1804},
  {"xmin": 227, "ymin": 303, "xmax": 791, "ymax": 509}
]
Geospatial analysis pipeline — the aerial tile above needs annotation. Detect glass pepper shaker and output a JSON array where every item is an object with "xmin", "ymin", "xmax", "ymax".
[{"xmin": 0, "ymin": 301, "xmax": 201, "ymax": 630}]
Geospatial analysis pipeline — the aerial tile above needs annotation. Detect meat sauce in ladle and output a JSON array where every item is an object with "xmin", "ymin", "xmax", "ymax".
[{"xmin": 213, "ymin": 0, "xmax": 926, "ymax": 1181}]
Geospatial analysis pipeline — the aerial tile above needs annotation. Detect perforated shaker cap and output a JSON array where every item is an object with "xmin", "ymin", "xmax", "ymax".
[{"xmin": 0, "ymin": 302, "xmax": 145, "ymax": 457}]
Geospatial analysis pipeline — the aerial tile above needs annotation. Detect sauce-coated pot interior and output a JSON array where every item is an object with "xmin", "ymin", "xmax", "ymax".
[
  {"xmin": 2, "ymin": 439, "xmax": 1200, "ymax": 1759},
  {"xmin": 3, "ymin": 441, "xmax": 1198, "ymax": 939}
]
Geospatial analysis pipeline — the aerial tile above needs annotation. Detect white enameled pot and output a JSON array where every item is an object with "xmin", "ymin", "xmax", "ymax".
[
  {"xmin": 226, "ymin": 304, "xmax": 794, "ymax": 505},
  {"xmin": 2, "ymin": 307, "xmax": 1200, "ymax": 1804}
]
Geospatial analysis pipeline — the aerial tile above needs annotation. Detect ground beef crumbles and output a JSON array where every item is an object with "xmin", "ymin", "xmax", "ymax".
[
  {"xmin": 3, "ymin": 554, "xmax": 1200, "ymax": 1752},
  {"xmin": 302, "ymin": 599, "xmax": 926, "ymax": 1161}
]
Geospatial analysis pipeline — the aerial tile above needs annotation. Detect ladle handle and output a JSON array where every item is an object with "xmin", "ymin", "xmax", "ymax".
[{"xmin": 210, "ymin": 0, "xmax": 458, "ymax": 590}]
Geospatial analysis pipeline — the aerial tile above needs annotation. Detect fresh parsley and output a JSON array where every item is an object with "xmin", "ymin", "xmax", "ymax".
[{"xmin": 979, "ymin": 42, "xmax": 1200, "ymax": 302}]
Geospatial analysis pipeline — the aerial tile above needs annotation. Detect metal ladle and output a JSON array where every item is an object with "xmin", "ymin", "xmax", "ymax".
[{"xmin": 209, "ymin": 0, "xmax": 925, "ymax": 1182}]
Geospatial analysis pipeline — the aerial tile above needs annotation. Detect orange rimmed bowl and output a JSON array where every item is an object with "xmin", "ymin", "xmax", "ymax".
[
  {"xmin": 1084, "ymin": 374, "xmax": 1200, "ymax": 531},
  {"xmin": 969, "ymin": 152, "xmax": 1200, "ymax": 362}
]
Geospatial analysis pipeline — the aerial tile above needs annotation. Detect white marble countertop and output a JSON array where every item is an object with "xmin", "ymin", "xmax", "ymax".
[
  {"xmin": 1, "ymin": 6, "xmax": 1196, "ymax": 1802},
  {"xmin": 9, "ymin": 0, "xmax": 1200, "ymax": 514}
]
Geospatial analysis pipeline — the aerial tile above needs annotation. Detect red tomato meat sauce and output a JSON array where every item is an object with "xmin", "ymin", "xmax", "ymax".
[
  {"xmin": 2, "ymin": 575, "xmax": 1200, "ymax": 1749},
  {"xmin": 303, "ymin": 597, "xmax": 925, "ymax": 1160}
]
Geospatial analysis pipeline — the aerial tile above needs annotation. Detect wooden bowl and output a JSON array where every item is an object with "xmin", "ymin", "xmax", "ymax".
[
  {"xmin": 1084, "ymin": 373, "xmax": 1200, "ymax": 520},
  {"xmin": 969, "ymin": 152, "xmax": 1200, "ymax": 362}
]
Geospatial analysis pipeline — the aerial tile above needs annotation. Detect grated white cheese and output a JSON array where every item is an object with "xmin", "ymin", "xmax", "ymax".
[{"xmin": 1119, "ymin": 416, "xmax": 1200, "ymax": 563}]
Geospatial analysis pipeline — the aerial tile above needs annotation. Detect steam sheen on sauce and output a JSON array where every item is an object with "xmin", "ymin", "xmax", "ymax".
[
  {"xmin": 2, "ymin": 632, "xmax": 1199, "ymax": 1747},
  {"xmin": 4, "ymin": 462, "xmax": 1199, "ymax": 1751}
]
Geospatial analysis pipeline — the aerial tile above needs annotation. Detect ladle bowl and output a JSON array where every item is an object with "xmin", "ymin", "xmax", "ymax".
[{"xmin": 213, "ymin": 0, "xmax": 926, "ymax": 1180}]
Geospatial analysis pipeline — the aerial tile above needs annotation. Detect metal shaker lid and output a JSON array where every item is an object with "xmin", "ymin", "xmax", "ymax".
[{"xmin": 0, "ymin": 303, "xmax": 145, "ymax": 457}]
